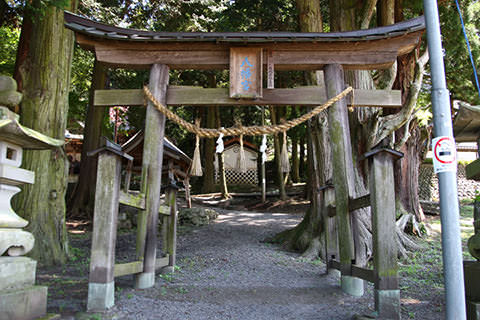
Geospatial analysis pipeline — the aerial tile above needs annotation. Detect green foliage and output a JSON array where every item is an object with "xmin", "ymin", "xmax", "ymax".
[
  {"xmin": 440, "ymin": 0, "xmax": 480, "ymax": 105},
  {"xmin": 68, "ymin": 45, "xmax": 94, "ymax": 132},
  {"xmin": 0, "ymin": 26, "xmax": 19, "ymax": 76}
]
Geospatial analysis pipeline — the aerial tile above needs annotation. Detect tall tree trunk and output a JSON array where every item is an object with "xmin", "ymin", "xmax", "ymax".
[
  {"xmin": 395, "ymin": 122, "xmax": 426, "ymax": 222},
  {"xmin": 201, "ymin": 75, "xmax": 216, "ymax": 193},
  {"xmin": 270, "ymin": 0, "xmax": 325, "ymax": 255},
  {"xmin": 13, "ymin": 5, "xmax": 33, "ymax": 95},
  {"xmin": 291, "ymin": 136, "xmax": 300, "ymax": 183},
  {"xmin": 215, "ymin": 106, "xmax": 229, "ymax": 199},
  {"xmin": 270, "ymin": 106, "xmax": 287, "ymax": 200},
  {"xmin": 13, "ymin": 0, "xmax": 77, "ymax": 265},
  {"xmin": 67, "ymin": 60, "xmax": 107, "ymax": 219},
  {"xmin": 299, "ymin": 135, "xmax": 305, "ymax": 181}
]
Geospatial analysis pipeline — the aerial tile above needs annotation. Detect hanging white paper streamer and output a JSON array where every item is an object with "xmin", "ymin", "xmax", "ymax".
[
  {"xmin": 260, "ymin": 134, "xmax": 267, "ymax": 164},
  {"xmin": 216, "ymin": 131, "xmax": 224, "ymax": 153}
]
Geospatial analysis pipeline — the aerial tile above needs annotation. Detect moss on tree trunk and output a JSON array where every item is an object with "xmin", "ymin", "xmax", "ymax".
[{"xmin": 13, "ymin": 0, "xmax": 76, "ymax": 266}]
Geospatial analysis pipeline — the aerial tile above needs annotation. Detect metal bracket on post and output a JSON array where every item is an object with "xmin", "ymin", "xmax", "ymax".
[{"xmin": 86, "ymin": 138, "xmax": 133, "ymax": 311}]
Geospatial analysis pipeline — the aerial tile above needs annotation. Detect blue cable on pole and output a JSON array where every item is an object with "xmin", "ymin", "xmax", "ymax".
[{"xmin": 454, "ymin": 0, "xmax": 480, "ymax": 101}]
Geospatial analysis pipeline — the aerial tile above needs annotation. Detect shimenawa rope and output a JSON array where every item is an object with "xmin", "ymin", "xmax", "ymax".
[{"xmin": 143, "ymin": 85, "xmax": 353, "ymax": 138}]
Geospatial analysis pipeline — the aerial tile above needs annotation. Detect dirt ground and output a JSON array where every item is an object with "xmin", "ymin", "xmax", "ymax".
[{"xmin": 36, "ymin": 197, "xmax": 463, "ymax": 320}]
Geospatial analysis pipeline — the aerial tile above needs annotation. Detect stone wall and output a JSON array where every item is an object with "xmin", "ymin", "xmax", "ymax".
[{"xmin": 419, "ymin": 163, "xmax": 480, "ymax": 201}]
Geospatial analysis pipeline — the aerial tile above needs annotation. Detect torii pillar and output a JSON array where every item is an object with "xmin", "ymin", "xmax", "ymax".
[{"xmin": 324, "ymin": 64, "xmax": 364, "ymax": 296}]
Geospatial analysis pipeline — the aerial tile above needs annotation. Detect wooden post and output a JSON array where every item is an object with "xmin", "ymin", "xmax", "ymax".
[
  {"xmin": 87, "ymin": 151, "xmax": 121, "ymax": 311},
  {"xmin": 135, "ymin": 64, "xmax": 169, "ymax": 289},
  {"xmin": 324, "ymin": 64, "xmax": 363, "ymax": 296},
  {"xmin": 261, "ymin": 106, "xmax": 266, "ymax": 203},
  {"xmin": 184, "ymin": 176, "xmax": 192, "ymax": 208},
  {"xmin": 323, "ymin": 185, "xmax": 339, "ymax": 275},
  {"xmin": 365, "ymin": 147, "xmax": 402, "ymax": 319},
  {"xmin": 162, "ymin": 184, "xmax": 178, "ymax": 273}
]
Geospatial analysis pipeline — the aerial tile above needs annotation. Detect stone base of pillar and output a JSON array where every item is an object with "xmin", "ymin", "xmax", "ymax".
[
  {"xmin": 0, "ymin": 286, "xmax": 47, "ymax": 320},
  {"xmin": 87, "ymin": 282, "xmax": 114, "ymax": 311},
  {"xmin": 341, "ymin": 275, "xmax": 364, "ymax": 297},
  {"xmin": 135, "ymin": 272, "xmax": 155, "ymax": 290},
  {"xmin": 374, "ymin": 289, "xmax": 400, "ymax": 320}
]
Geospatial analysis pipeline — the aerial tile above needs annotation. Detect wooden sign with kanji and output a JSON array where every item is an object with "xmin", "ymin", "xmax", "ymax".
[{"xmin": 229, "ymin": 47, "xmax": 263, "ymax": 99}]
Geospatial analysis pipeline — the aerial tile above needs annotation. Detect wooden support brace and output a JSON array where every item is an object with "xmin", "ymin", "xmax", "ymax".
[
  {"xmin": 119, "ymin": 190, "xmax": 170, "ymax": 215},
  {"xmin": 322, "ymin": 185, "xmax": 339, "ymax": 275},
  {"xmin": 162, "ymin": 184, "xmax": 178, "ymax": 273},
  {"xmin": 87, "ymin": 151, "xmax": 121, "ymax": 311},
  {"xmin": 135, "ymin": 63, "xmax": 169, "ymax": 290},
  {"xmin": 327, "ymin": 194, "xmax": 371, "ymax": 216},
  {"xmin": 365, "ymin": 147, "xmax": 403, "ymax": 320}
]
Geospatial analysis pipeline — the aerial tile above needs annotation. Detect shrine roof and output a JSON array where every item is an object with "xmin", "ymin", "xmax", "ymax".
[
  {"xmin": 453, "ymin": 102, "xmax": 480, "ymax": 142},
  {"xmin": 65, "ymin": 11, "xmax": 424, "ymax": 44}
]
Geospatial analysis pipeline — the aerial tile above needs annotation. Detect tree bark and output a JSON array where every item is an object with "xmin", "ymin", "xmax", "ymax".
[
  {"xmin": 201, "ymin": 75, "xmax": 216, "ymax": 193},
  {"xmin": 270, "ymin": 0, "xmax": 324, "ymax": 255},
  {"xmin": 13, "ymin": 5, "xmax": 34, "ymax": 95},
  {"xmin": 67, "ymin": 59, "xmax": 107, "ymax": 219},
  {"xmin": 13, "ymin": 0, "xmax": 77, "ymax": 265},
  {"xmin": 299, "ymin": 135, "xmax": 305, "ymax": 181},
  {"xmin": 291, "ymin": 136, "xmax": 300, "ymax": 183},
  {"xmin": 270, "ymin": 106, "xmax": 287, "ymax": 200},
  {"xmin": 395, "ymin": 122, "xmax": 426, "ymax": 222}
]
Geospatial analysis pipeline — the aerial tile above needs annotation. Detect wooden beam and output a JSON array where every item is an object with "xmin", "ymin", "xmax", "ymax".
[
  {"xmin": 119, "ymin": 190, "xmax": 170, "ymax": 215},
  {"xmin": 114, "ymin": 261, "xmax": 143, "ymax": 278},
  {"xmin": 155, "ymin": 256, "xmax": 170, "ymax": 270},
  {"xmin": 94, "ymin": 48, "xmax": 398, "ymax": 70},
  {"xmin": 81, "ymin": 32, "xmax": 423, "ymax": 70},
  {"xmin": 328, "ymin": 260, "xmax": 375, "ymax": 283},
  {"xmin": 94, "ymin": 87, "xmax": 402, "ymax": 108},
  {"xmin": 349, "ymin": 194, "xmax": 371, "ymax": 211}
]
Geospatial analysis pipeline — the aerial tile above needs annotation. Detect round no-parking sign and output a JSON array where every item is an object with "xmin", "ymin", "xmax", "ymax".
[{"xmin": 432, "ymin": 136, "xmax": 457, "ymax": 174}]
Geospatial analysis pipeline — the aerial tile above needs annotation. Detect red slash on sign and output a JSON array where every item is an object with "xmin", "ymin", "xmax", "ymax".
[{"xmin": 432, "ymin": 136, "xmax": 457, "ymax": 174}]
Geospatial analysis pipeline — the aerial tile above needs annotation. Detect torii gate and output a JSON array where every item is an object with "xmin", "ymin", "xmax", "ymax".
[{"xmin": 64, "ymin": 12, "xmax": 425, "ymax": 319}]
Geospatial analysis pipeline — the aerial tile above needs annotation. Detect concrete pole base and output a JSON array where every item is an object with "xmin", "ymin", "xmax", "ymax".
[
  {"xmin": 135, "ymin": 272, "xmax": 155, "ymax": 289},
  {"xmin": 374, "ymin": 289, "xmax": 400, "ymax": 320},
  {"xmin": 87, "ymin": 282, "xmax": 114, "ymax": 311},
  {"xmin": 341, "ymin": 275, "xmax": 364, "ymax": 297}
]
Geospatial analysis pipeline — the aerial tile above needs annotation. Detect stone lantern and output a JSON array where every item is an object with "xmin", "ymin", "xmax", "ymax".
[{"xmin": 0, "ymin": 76, "xmax": 63, "ymax": 320}]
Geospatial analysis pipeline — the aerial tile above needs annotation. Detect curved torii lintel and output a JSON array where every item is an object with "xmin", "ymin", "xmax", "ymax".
[{"xmin": 64, "ymin": 11, "xmax": 425, "ymax": 71}]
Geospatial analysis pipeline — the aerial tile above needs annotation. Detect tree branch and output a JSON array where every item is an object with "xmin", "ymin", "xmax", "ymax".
[
  {"xmin": 359, "ymin": 0, "xmax": 378, "ymax": 29},
  {"xmin": 371, "ymin": 49, "xmax": 429, "ymax": 147}
]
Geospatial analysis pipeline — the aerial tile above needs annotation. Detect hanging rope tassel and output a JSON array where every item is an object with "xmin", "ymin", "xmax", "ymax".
[
  {"xmin": 190, "ymin": 119, "xmax": 203, "ymax": 176},
  {"xmin": 216, "ymin": 131, "xmax": 224, "ymax": 153},
  {"xmin": 237, "ymin": 134, "xmax": 247, "ymax": 173},
  {"xmin": 280, "ymin": 131, "xmax": 290, "ymax": 173},
  {"xmin": 260, "ymin": 134, "xmax": 267, "ymax": 164}
]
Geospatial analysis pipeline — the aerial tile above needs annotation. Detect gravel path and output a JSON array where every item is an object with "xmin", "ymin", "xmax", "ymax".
[{"xmin": 111, "ymin": 209, "xmax": 375, "ymax": 319}]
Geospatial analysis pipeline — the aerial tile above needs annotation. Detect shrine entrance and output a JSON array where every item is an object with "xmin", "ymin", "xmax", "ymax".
[{"xmin": 64, "ymin": 11, "xmax": 425, "ymax": 319}]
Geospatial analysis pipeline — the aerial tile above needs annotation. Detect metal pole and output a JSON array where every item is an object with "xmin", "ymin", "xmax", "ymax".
[
  {"xmin": 261, "ymin": 106, "xmax": 266, "ymax": 203},
  {"xmin": 423, "ymin": 1, "xmax": 466, "ymax": 319}
]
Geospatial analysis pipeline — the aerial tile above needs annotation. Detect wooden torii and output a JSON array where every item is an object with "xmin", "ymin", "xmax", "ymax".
[{"xmin": 64, "ymin": 11, "xmax": 425, "ymax": 319}]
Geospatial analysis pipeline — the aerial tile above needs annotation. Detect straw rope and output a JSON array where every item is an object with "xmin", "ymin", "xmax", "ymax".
[{"xmin": 143, "ymin": 85, "xmax": 353, "ymax": 138}]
